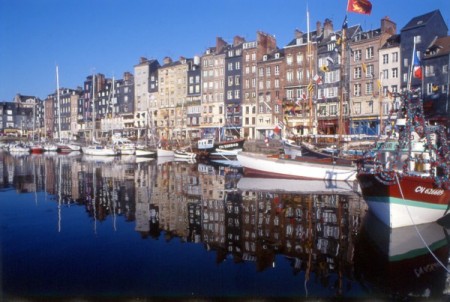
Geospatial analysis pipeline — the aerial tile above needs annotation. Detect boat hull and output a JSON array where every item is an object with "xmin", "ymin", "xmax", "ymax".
[
  {"xmin": 157, "ymin": 148, "xmax": 174, "ymax": 157},
  {"xmin": 237, "ymin": 151, "xmax": 357, "ymax": 181},
  {"xmin": 357, "ymin": 172, "xmax": 450, "ymax": 228},
  {"xmin": 81, "ymin": 145, "xmax": 117, "ymax": 156},
  {"xmin": 135, "ymin": 148, "xmax": 155, "ymax": 157}
]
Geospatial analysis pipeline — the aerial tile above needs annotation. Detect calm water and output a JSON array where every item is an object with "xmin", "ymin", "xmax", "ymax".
[{"xmin": 0, "ymin": 151, "xmax": 449, "ymax": 301}]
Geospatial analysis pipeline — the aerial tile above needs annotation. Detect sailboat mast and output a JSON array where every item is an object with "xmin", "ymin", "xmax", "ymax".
[
  {"xmin": 92, "ymin": 74, "xmax": 96, "ymax": 141},
  {"xmin": 56, "ymin": 65, "xmax": 62, "ymax": 141},
  {"xmin": 307, "ymin": 8, "xmax": 314, "ymax": 134},
  {"xmin": 338, "ymin": 26, "xmax": 347, "ymax": 143}
]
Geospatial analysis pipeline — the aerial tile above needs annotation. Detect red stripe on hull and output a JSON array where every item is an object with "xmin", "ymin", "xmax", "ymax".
[
  {"xmin": 243, "ymin": 167, "xmax": 317, "ymax": 180},
  {"xmin": 357, "ymin": 173, "xmax": 449, "ymax": 206}
]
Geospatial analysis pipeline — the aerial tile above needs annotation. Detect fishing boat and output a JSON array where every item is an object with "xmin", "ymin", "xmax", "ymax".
[
  {"xmin": 196, "ymin": 136, "xmax": 245, "ymax": 159},
  {"xmin": 81, "ymin": 144, "xmax": 118, "ymax": 156},
  {"xmin": 174, "ymin": 149, "xmax": 196, "ymax": 159},
  {"xmin": 237, "ymin": 151, "xmax": 357, "ymax": 181},
  {"xmin": 357, "ymin": 90, "xmax": 450, "ymax": 228},
  {"xmin": 30, "ymin": 143, "xmax": 44, "ymax": 154}
]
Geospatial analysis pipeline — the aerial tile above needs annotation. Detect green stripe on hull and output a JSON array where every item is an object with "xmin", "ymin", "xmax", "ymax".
[{"xmin": 366, "ymin": 196, "xmax": 447, "ymax": 211}]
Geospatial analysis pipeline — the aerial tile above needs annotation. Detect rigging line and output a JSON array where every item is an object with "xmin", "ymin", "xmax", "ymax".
[{"xmin": 395, "ymin": 173, "xmax": 450, "ymax": 273}]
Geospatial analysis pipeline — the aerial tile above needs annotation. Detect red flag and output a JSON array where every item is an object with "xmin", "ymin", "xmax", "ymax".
[{"xmin": 347, "ymin": 0, "xmax": 372, "ymax": 15}]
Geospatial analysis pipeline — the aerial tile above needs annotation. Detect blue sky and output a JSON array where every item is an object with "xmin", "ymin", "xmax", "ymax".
[{"xmin": 0, "ymin": 0, "xmax": 449, "ymax": 101}]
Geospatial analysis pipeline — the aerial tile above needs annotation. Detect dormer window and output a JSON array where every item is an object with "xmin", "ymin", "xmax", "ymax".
[
  {"xmin": 263, "ymin": 55, "xmax": 268, "ymax": 61},
  {"xmin": 274, "ymin": 53, "xmax": 280, "ymax": 59}
]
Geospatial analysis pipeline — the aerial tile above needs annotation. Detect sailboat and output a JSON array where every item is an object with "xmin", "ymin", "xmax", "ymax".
[
  {"xmin": 356, "ymin": 89, "xmax": 450, "ymax": 228},
  {"xmin": 237, "ymin": 12, "xmax": 357, "ymax": 182},
  {"xmin": 81, "ymin": 73, "xmax": 118, "ymax": 157},
  {"xmin": 53, "ymin": 66, "xmax": 81, "ymax": 153}
]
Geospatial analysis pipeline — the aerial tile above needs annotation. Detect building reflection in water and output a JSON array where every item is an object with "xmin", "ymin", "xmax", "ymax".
[{"xmin": 1, "ymin": 151, "xmax": 449, "ymax": 298}]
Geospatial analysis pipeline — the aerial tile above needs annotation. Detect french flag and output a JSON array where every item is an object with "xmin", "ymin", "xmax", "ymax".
[{"xmin": 413, "ymin": 48, "xmax": 422, "ymax": 79}]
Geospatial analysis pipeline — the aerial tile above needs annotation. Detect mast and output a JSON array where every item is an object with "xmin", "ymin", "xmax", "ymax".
[
  {"xmin": 307, "ymin": 8, "xmax": 314, "ymax": 134},
  {"xmin": 338, "ymin": 24, "xmax": 347, "ymax": 144},
  {"xmin": 56, "ymin": 65, "xmax": 62, "ymax": 142},
  {"xmin": 92, "ymin": 74, "xmax": 96, "ymax": 142}
]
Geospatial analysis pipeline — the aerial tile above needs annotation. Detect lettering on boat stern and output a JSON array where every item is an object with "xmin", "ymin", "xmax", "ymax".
[{"xmin": 414, "ymin": 186, "xmax": 444, "ymax": 196}]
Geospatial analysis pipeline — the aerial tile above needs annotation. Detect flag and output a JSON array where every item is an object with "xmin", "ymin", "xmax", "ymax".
[
  {"xmin": 362, "ymin": 63, "xmax": 367, "ymax": 74},
  {"xmin": 413, "ymin": 48, "xmax": 422, "ymax": 79},
  {"xmin": 307, "ymin": 83, "xmax": 314, "ymax": 92},
  {"xmin": 342, "ymin": 15, "xmax": 348, "ymax": 30},
  {"xmin": 320, "ymin": 65, "xmax": 329, "ymax": 73},
  {"xmin": 326, "ymin": 57, "xmax": 334, "ymax": 66},
  {"xmin": 313, "ymin": 74, "xmax": 322, "ymax": 85},
  {"xmin": 347, "ymin": 0, "xmax": 372, "ymax": 15}
]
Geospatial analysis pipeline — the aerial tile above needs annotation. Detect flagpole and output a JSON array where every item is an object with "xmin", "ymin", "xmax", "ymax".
[{"xmin": 407, "ymin": 41, "xmax": 416, "ymax": 91}]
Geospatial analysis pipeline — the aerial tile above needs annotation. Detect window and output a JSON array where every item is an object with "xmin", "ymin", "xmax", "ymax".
[
  {"xmin": 443, "ymin": 65, "xmax": 448, "ymax": 74},
  {"xmin": 274, "ymin": 65, "xmax": 280, "ymax": 75},
  {"xmin": 382, "ymin": 102, "xmax": 389, "ymax": 115},
  {"xmin": 354, "ymin": 84, "xmax": 361, "ymax": 96},
  {"xmin": 392, "ymin": 52, "xmax": 398, "ymax": 63},
  {"xmin": 258, "ymin": 67, "xmax": 264, "ymax": 77},
  {"xmin": 297, "ymin": 69, "xmax": 303, "ymax": 81},
  {"xmin": 425, "ymin": 65, "xmax": 435, "ymax": 77},
  {"xmin": 235, "ymin": 75, "xmax": 240, "ymax": 85},
  {"xmin": 287, "ymin": 70, "xmax": 294, "ymax": 82},
  {"xmin": 383, "ymin": 54, "xmax": 389, "ymax": 64},
  {"xmin": 266, "ymin": 67, "xmax": 271, "ymax": 76},
  {"xmin": 365, "ymin": 82, "xmax": 373, "ymax": 95},
  {"xmin": 228, "ymin": 76, "xmax": 233, "ymax": 86},
  {"xmin": 392, "ymin": 68, "xmax": 398, "ymax": 78},
  {"xmin": 366, "ymin": 64, "xmax": 374, "ymax": 77},
  {"xmin": 318, "ymin": 105, "xmax": 326, "ymax": 116},
  {"xmin": 235, "ymin": 62, "xmax": 240, "ymax": 70},
  {"xmin": 353, "ymin": 50, "xmax": 362, "ymax": 61},
  {"xmin": 330, "ymin": 104, "xmax": 337, "ymax": 115},
  {"xmin": 366, "ymin": 47, "xmax": 374, "ymax": 59},
  {"xmin": 286, "ymin": 55, "xmax": 293, "ymax": 65},
  {"xmin": 354, "ymin": 102, "xmax": 361, "ymax": 114},
  {"xmin": 297, "ymin": 53, "xmax": 304, "ymax": 64},
  {"xmin": 354, "ymin": 67, "xmax": 362, "ymax": 79},
  {"xmin": 382, "ymin": 69, "xmax": 389, "ymax": 80}
]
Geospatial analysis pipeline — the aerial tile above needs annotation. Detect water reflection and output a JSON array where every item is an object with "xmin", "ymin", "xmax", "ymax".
[{"xmin": 1, "ymin": 151, "xmax": 449, "ymax": 299}]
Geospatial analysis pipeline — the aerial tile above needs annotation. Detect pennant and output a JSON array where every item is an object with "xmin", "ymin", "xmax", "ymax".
[
  {"xmin": 342, "ymin": 15, "xmax": 348, "ymax": 30},
  {"xmin": 320, "ymin": 65, "xmax": 329, "ymax": 73},
  {"xmin": 413, "ymin": 49, "xmax": 422, "ymax": 79},
  {"xmin": 274, "ymin": 125, "xmax": 281, "ymax": 134},
  {"xmin": 313, "ymin": 74, "xmax": 322, "ymax": 85},
  {"xmin": 347, "ymin": 0, "xmax": 372, "ymax": 15}
]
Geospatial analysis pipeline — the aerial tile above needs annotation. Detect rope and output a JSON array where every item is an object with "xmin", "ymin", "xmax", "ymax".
[{"xmin": 395, "ymin": 173, "xmax": 450, "ymax": 273}]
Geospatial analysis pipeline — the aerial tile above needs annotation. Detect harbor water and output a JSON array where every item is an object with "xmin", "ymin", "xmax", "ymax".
[{"xmin": 1, "ymin": 151, "xmax": 449, "ymax": 301}]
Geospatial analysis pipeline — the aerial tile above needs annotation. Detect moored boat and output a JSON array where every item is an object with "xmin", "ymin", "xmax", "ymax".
[
  {"xmin": 356, "ymin": 90, "xmax": 450, "ymax": 228},
  {"xmin": 237, "ymin": 151, "xmax": 357, "ymax": 181},
  {"xmin": 196, "ymin": 136, "xmax": 245, "ymax": 159},
  {"xmin": 81, "ymin": 144, "xmax": 118, "ymax": 156}
]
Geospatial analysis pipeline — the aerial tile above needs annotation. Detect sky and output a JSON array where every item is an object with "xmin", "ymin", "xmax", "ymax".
[{"xmin": 0, "ymin": 0, "xmax": 449, "ymax": 102}]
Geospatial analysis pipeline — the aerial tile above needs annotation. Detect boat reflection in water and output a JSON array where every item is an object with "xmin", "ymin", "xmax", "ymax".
[
  {"xmin": 354, "ymin": 212, "xmax": 450, "ymax": 300},
  {"xmin": 1, "ymin": 152, "xmax": 450, "ymax": 299}
]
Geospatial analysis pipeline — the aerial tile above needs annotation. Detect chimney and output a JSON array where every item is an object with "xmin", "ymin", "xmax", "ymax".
[
  {"xmin": 179, "ymin": 56, "xmax": 186, "ymax": 63},
  {"xmin": 381, "ymin": 16, "xmax": 397, "ymax": 35},
  {"xmin": 163, "ymin": 56, "xmax": 173, "ymax": 65},
  {"xmin": 323, "ymin": 18, "xmax": 333, "ymax": 39},
  {"xmin": 216, "ymin": 37, "xmax": 227, "ymax": 54},
  {"xmin": 140, "ymin": 57, "xmax": 147, "ymax": 64},
  {"xmin": 316, "ymin": 21, "xmax": 322, "ymax": 37},
  {"xmin": 233, "ymin": 35, "xmax": 245, "ymax": 46},
  {"xmin": 123, "ymin": 72, "xmax": 132, "ymax": 81},
  {"xmin": 295, "ymin": 29, "xmax": 303, "ymax": 39}
]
